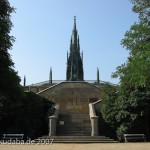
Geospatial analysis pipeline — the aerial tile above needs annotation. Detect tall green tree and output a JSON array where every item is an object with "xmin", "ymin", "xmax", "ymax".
[
  {"xmin": 0, "ymin": 0, "xmax": 24, "ymax": 132},
  {"xmin": 101, "ymin": 0, "xmax": 150, "ymax": 140},
  {"xmin": 113, "ymin": 0, "xmax": 150, "ymax": 138},
  {"xmin": 0, "ymin": 1, "xmax": 55, "ymax": 138}
]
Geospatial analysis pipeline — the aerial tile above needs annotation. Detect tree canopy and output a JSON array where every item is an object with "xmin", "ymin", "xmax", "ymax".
[
  {"xmin": 0, "ymin": 0, "xmax": 25, "ymax": 132},
  {"xmin": 101, "ymin": 0, "xmax": 150, "ymax": 140},
  {"xmin": 0, "ymin": 1, "xmax": 55, "ymax": 138},
  {"xmin": 112, "ymin": 0, "xmax": 150, "ymax": 88},
  {"xmin": 0, "ymin": 0, "xmax": 23, "ymax": 98}
]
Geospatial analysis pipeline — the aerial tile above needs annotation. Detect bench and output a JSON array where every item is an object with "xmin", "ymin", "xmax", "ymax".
[
  {"xmin": 2, "ymin": 134, "xmax": 24, "ymax": 140},
  {"xmin": 124, "ymin": 134, "xmax": 146, "ymax": 142}
]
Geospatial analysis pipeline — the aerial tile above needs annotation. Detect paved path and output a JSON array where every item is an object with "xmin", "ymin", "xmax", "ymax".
[{"xmin": 0, "ymin": 143, "xmax": 150, "ymax": 150}]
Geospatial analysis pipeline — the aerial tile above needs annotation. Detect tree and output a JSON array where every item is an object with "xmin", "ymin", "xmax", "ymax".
[
  {"xmin": 101, "ymin": 83, "xmax": 118, "ymax": 128},
  {"xmin": 115, "ymin": 86, "xmax": 150, "ymax": 140},
  {"xmin": 0, "ymin": 0, "xmax": 24, "ymax": 133},
  {"xmin": 99, "ymin": 83, "xmax": 119, "ymax": 139},
  {"xmin": 131, "ymin": 0, "xmax": 150, "ymax": 23},
  {"xmin": 101, "ymin": 0, "xmax": 150, "ymax": 140},
  {"xmin": 114, "ymin": 0, "xmax": 150, "ymax": 138},
  {"xmin": 12, "ymin": 92, "xmax": 55, "ymax": 138},
  {"xmin": 0, "ymin": 1, "xmax": 55, "ymax": 138},
  {"xmin": 112, "ymin": 0, "xmax": 150, "ymax": 87}
]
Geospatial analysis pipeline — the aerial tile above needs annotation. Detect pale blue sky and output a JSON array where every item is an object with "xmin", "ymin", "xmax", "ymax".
[{"xmin": 10, "ymin": 0, "xmax": 138, "ymax": 85}]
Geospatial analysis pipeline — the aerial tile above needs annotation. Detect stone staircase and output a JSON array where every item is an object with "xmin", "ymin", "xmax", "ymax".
[
  {"xmin": 33, "ymin": 113, "xmax": 117, "ymax": 143},
  {"xmin": 56, "ymin": 113, "xmax": 91, "ymax": 136},
  {"xmin": 35, "ymin": 136, "xmax": 118, "ymax": 143}
]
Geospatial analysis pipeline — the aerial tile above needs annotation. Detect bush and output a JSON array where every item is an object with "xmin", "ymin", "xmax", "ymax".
[{"xmin": 1, "ymin": 92, "xmax": 55, "ymax": 139}]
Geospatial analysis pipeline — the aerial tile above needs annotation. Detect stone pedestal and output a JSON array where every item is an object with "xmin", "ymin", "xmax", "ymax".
[
  {"xmin": 48, "ymin": 104, "xmax": 59, "ymax": 136},
  {"xmin": 91, "ymin": 116, "xmax": 99, "ymax": 136},
  {"xmin": 89, "ymin": 103, "xmax": 99, "ymax": 136},
  {"xmin": 49, "ymin": 116, "xmax": 57, "ymax": 136}
]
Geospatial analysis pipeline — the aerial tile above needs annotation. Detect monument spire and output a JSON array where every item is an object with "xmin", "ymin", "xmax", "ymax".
[
  {"xmin": 66, "ymin": 17, "xmax": 84, "ymax": 81},
  {"xmin": 23, "ymin": 75, "xmax": 26, "ymax": 86},
  {"xmin": 97, "ymin": 67, "xmax": 100, "ymax": 83},
  {"xmin": 49, "ymin": 67, "xmax": 52, "ymax": 84}
]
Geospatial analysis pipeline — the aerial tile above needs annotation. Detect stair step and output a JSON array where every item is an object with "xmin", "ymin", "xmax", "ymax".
[
  {"xmin": 56, "ymin": 131, "xmax": 91, "ymax": 136},
  {"xmin": 41, "ymin": 136, "xmax": 110, "ymax": 139},
  {"xmin": 57, "ymin": 125, "xmax": 91, "ymax": 129},
  {"xmin": 35, "ymin": 136, "xmax": 118, "ymax": 143},
  {"xmin": 57, "ymin": 113, "xmax": 92, "ymax": 136},
  {"xmin": 58, "ymin": 119, "xmax": 91, "ymax": 123},
  {"xmin": 33, "ymin": 140, "xmax": 117, "ymax": 144}
]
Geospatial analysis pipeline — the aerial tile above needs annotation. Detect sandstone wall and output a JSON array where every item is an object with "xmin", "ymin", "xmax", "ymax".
[{"xmin": 38, "ymin": 82, "xmax": 101, "ymax": 114}]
